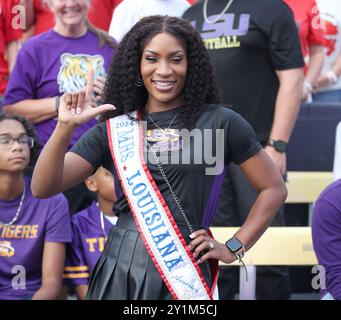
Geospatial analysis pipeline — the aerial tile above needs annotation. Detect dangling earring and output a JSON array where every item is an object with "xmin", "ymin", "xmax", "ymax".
[{"xmin": 136, "ymin": 74, "xmax": 144, "ymax": 87}]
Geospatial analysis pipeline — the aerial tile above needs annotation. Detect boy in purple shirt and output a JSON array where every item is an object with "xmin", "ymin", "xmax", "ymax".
[
  {"xmin": 64, "ymin": 167, "xmax": 117, "ymax": 300},
  {"xmin": 0, "ymin": 113, "xmax": 71, "ymax": 300},
  {"xmin": 312, "ymin": 179, "xmax": 341, "ymax": 300}
]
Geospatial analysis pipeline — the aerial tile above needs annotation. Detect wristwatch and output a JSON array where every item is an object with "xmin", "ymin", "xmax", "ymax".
[
  {"xmin": 267, "ymin": 139, "xmax": 287, "ymax": 153},
  {"xmin": 225, "ymin": 237, "xmax": 245, "ymax": 259}
]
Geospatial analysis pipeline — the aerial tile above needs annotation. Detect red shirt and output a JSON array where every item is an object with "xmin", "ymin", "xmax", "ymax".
[
  {"xmin": 33, "ymin": 0, "xmax": 54, "ymax": 35},
  {"xmin": 284, "ymin": 0, "xmax": 324, "ymax": 71},
  {"xmin": 33, "ymin": 0, "xmax": 122, "ymax": 34},
  {"xmin": 0, "ymin": 0, "xmax": 22, "ymax": 95},
  {"xmin": 88, "ymin": 0, "xmax": 122, "ymax": 32}
]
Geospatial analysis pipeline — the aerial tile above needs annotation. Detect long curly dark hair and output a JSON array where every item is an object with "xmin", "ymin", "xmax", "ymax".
[
  {"xmin": 0, "ymin": 113, "xmax": 41, "ymax": 170},
  {"xmin": 102, "ymin": 15, "xmax": 220, "ymax": 128}
]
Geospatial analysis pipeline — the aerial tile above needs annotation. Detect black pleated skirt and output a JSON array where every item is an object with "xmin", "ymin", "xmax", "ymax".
[{"xmin": 86, "ymin": 213, "xmax": 213, "ymax": 300}]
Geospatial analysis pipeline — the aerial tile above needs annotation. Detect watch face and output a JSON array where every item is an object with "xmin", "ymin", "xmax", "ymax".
[
  {"xmin": 273, "ymin": 140, "xmax": 287, "ymax": 153},
  {"xmin": 226, "ymin": 238, "xmax": 243, "ymax": 253}
]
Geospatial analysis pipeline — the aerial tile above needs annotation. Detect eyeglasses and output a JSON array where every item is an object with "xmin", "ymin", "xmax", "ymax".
[{"xmin": 0, "ymin": 135, "xmax": 34, "ymax": 148}]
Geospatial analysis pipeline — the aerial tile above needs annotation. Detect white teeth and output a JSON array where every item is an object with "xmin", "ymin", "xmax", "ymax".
[
  {"xmin": 153, "ymin": 81, "xmax": 175, "ymax": 88},
  {"xmin": 64, "ymin": 10, "xmax": 81, "ymax": 14}
]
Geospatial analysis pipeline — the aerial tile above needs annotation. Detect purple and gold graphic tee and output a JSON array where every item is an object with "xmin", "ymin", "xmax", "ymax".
[
  {"xmin": 0, "ymin": 178, "xmax": 71, "ymax": 300},
  {"xmin": 312, "ymin": 179, "xmax": 341, "ymax": 300},
  {"xmin": 64, "ymin": 201, "xmax": 116, "ymax": 286},
  {"xmin": 3, "ymin": 29, "xmax": 116, "ymax": 148}
]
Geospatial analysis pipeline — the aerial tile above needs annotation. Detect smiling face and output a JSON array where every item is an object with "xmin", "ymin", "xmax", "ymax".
[
  {"xmin": 49, "ymin": 0, "xmax": 89, "ymax": 33},
  {"xmin": 0, "ymin": 120, "xmax": 30, "ymax": 174},
  {"xmin": 140, "ymin": 32, "xmax": 188, "ymax": 112}
]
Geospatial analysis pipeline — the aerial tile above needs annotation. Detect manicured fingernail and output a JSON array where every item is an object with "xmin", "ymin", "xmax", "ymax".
[
  {"xmin": 71, "ymin": 109, "xmax": 75, "ymax": 115},
  {"xmin": 197, "ymin": 259, "xmax": 201, "ymax": 264},
  {"xmin": 76, "ymin": 108, "xmax": 81, "ymax": 115},
  {"xmin": 193, "ymin": 252, "xmax": 197, "ymax": 258},
  {"xmin": 189, "ymin": 233, "xmax": 195, "ymax": 239},
  {"xmin": 188, "ymin": 245, "xmax": 192, "ymax": 250}
]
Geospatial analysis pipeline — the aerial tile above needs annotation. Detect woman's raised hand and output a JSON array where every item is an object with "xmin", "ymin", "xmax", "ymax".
[{"xmin": 58, "ymin": 69, "xmax": 116, "ymax": 127}]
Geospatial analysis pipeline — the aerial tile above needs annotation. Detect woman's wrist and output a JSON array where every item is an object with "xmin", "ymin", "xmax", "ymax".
[
  {"xmin": 221, "ymin": 244, "xmax": 237, "ymax": 264},
  {"xmin": 55, "ymin": 121, "xmax": 77, "ymax": 137}
]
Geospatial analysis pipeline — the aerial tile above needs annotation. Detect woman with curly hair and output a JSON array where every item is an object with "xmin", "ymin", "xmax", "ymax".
[
  {"xmin": 32, "ymin": 15, "xmax": 287, "ymax": 300},
  {"xmin": 0, "ymin": 113, "xmax": 71, "ymax": 300}
]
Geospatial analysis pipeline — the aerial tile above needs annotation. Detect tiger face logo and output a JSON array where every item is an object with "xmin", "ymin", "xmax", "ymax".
[
  {"xmin": 57, "ymin": 53, "xmax": 106, "ymax": 93},
  {"xmin": 0, "ymin": 241, "xmax": 15, "ymax": 257}
]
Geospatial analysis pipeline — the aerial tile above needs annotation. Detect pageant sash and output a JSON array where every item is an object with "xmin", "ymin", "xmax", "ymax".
[{"xmin": 106, "ymin": 112, "xmax": 218, "ymax": 300}]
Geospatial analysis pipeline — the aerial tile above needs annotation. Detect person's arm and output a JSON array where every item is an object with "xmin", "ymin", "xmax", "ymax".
[
  {"xmin": 3, "ymin": 1, "xmax": 22, "ymax": 71},
  {"xmin": 265, "ymin": 68, "xmax": 304, "ymax": 176},
  {"xmin": 75, "ymin": 285, "xmax": 88, "ymax": 300},
  {"xmin": 4, "ymin": 77, "xmax": 108, "ymax": 124},
  {"xmin": 2, "ymin": 43, "xmax": 57, "ymax": 123},
  {"xmin": 303, "ymin": 45, "xmax": 324, "ymax": 100},
  {"xmin": 22, "ymin": 0, "xmax": 35, "ymax": 31},
  {"xmin": 189, "ymin": 149, "xmax": 287, "ymax": 264},
  {"xmin": 6, "ymin": 40, "xmax": 20, "ymax": 73},
  {"xmin": 21, "ymin": 0, "xmax": 35, "ymax": 41},
  {"xmin": 32, "ymin": 242, "xmax": 66, "ymax": 300},
  {"xmin": 31, "ymin": 70, "xmax": 116, "ymax": 198},
  {"xmin": 232, "ymin": 150, "xmax": 287, "ymax": 248},
  {"xmin": 64, "ymin": 222, "xmax": 90, "ymax": 300},
  {"xmin": 315, "ymin": 53, "xmax": 341, "ymax": 90},
  {"xmin": 327, "ymin": 53, "xmax": 341, "ymax": 79},
  {"xmin": 3, "ymin": 98, "xmax": 58, "ymax": 123}
]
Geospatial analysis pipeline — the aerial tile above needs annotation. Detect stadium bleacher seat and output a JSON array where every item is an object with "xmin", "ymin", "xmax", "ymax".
[{"xmin": 287, "ymin": 102, "xmax": 341, "ymax": 172}]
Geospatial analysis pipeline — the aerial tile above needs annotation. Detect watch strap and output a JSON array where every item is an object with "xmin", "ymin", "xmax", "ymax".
[{"xmin": 267, "ymin": 139, "xmax": 287, "ymax": 153}]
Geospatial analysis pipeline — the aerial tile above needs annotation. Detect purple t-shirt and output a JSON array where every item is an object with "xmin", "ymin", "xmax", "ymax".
[
  {"xmin": 0, "ymin": 178, "xmax": 71, "ymax": 300},
  {"xmin": 3, "ymin": 29, "xmax": 116, "ymax": 148},
  {"xmin": 312, "ymin": 179, "xmax": 341, "ymax": 300},
  {"xmin": 64, "ymin": 201, "xmax": 115, "ymax": 287}
]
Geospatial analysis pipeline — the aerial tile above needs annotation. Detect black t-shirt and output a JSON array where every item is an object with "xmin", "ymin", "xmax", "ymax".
[
  {"xmin": 71, "ymin": 105, "xmax": 261, "ymax": 228},
  {"xmin": 183, "ymin": 0, "xmax": 304, "ymax": 144}
]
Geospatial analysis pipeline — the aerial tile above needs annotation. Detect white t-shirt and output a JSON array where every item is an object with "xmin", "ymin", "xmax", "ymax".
[
  {"xmin": 316, "ymin": 0, "xmax": 341, "ymax": 91},
  {"xmin": 108, "ymin": 0, "xmax": 190, "ymax": 42},
  {"xmin": 104, "ymin": 214, "xmax": 118, "ymax": 225}
]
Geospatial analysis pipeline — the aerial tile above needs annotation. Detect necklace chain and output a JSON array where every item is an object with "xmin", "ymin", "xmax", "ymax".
[
  {"xmin": 203, "ymin": 0, "xmax": 234, "ymax": 25},
  {"xmin": 0, "ymin": 185, "xmax": 26, "ymax": 226},
  {"xmin": 147, "ymin": 109, "xmax": 179, "ymax": 135},
  {"xmin": 145, "ymin": 138, "xmax": 194, "ymax": 235}
]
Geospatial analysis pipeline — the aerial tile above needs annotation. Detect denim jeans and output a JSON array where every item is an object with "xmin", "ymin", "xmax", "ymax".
[{"xmin": 313, "ymin": 89, "xmax": 341, "ymax": 102}]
